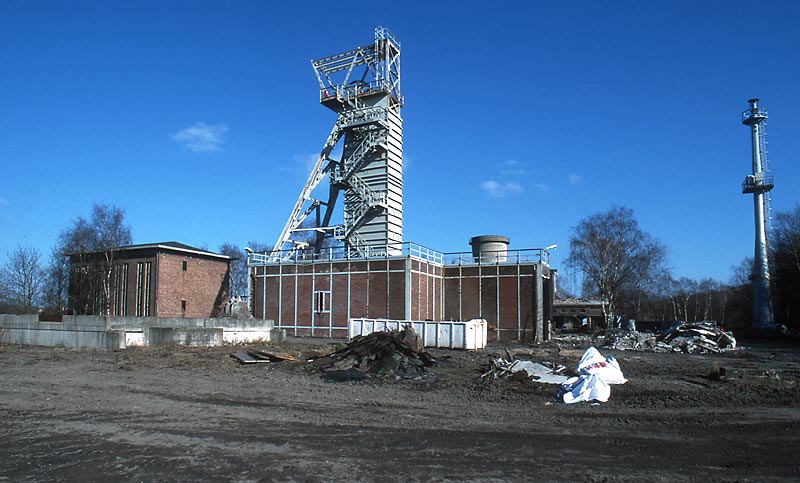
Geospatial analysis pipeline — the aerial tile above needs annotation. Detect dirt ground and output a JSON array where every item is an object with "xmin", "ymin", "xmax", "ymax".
[{"xmin": 1, "ymin": 335, "xmax": 799, "ymax": 483}]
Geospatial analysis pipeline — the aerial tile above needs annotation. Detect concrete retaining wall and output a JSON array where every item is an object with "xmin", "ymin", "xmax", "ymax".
[
  {"xmin": 0, "ymin": 314, "xmax": 125, "ymax": 349},
  {"xmin": 0, "ymin": 314, "xmax": 278, "ymax": 349}
]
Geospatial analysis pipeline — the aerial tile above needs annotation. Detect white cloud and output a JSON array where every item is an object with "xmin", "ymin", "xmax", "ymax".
[
  {"xmin": 534, "ymin": 183, "xmax": 551, "ymax": 191},
  {"xmin": 274, "ymin": 153, "xmax": 320, "ymax": 175},
  {"xmin": 481, "ymin": 180, "xmax": 524, "ymax": 198},
  {"xmin": 299, "ymin": 153, "xmax": 320, "ymax": 171},
  {"xmin": 568, "ymin": 173, "xmax": 584, "ymax": 185},
  {"xmin": 498, "ymin": 159, "xmax": 526, "ymax": 176},
  {"xmin": 172, "ymin": 122, "xmax": 228, "ymax": 153}
]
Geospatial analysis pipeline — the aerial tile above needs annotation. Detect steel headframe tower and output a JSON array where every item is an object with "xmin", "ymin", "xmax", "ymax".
[
  {"xmin": 741, "ymin": 98, "xmax": 775, "ymax": 329},
  {"xmin": 270, "ymin": 27, "xmax": 403, "ymax": 261}
]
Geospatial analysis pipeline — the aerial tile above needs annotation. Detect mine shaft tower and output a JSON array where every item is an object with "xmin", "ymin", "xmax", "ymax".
[
  {"xmin": 270, "ymin": 27, "xmax": 403, "ymax": 261},
  {"xmin": 741, "ymin": 98, "xmax": 775, "ymax": 329}
]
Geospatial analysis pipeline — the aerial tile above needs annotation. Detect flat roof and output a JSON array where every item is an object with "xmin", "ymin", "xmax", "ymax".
[{"xmin": 69, "ymin": 241, "xmax": 230, "ymax": 260}]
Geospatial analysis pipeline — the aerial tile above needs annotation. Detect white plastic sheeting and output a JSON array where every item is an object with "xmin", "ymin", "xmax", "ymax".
[
  {"xmin": 506, "ymin": 360, "xmax": 569, "ymax": 384},
  {"xmin": 559, "ymin": 347, "xmax": 627, "ymax": 403}
]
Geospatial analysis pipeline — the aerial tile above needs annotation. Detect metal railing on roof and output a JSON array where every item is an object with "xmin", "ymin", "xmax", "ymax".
[
  {"xmin": 248, "ymin": 242, "xmax": 551, "ymax": 266},
  {"xmin": 443, "ymin": 248, "xmax": 550, "ymax": 266}
]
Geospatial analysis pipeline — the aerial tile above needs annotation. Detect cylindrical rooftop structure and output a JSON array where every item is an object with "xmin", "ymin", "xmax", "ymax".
[{"xmin": 470, "ymin": 235, "xmax": 510, "ymax": 263}]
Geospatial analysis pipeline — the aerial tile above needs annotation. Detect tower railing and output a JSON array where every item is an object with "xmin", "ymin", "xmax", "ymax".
[
  {"xmin": 742, "ymin": 107, "xmax": 768, "ymax": 123},
  {"xmin": 249, "ymin": 242, "xmax": 551, "ymax": 266},
  {"xmin": 742, "ymin": 173, "xmax": 775, "ymax": 193},
  {"xmin": 338, "ymin": 105, "xmax": 389, "ymax": 129},
  {"xmin": 320, "ymin": 79, "xmax": 401, "ymax": 105}
]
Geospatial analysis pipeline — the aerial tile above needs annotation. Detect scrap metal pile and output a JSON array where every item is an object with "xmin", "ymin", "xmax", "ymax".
[
  {"xmin": 310, "ymin": 327, "xmax": 436, "ymax": 380},
  {"xmin": 605, "ymin": 321, "xmax": 737, "ymax": 353}
]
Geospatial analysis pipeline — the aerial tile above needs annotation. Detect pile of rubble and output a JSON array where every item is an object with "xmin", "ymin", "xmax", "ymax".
[
  {"xmin": 310, "ymin": 327, "xmax": 436, "ymax": 381},
  {"xmin": 482, "ymin": 351, "xmax": 568, "ymax": 384},
  {"xmin": 482, "ymin": 347, "xmax": 628, "ymax": 404},
  {"xmin": 605, "ymin": 321, "xmax": 736, "ymax": 354}
]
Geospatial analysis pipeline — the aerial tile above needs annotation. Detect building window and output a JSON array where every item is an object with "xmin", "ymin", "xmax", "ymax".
[
  {"xmin": 121, "ymin": 263, "xmax": 128, "ymax": 316},
  {"xmin": 182, "ymin": 260, "xmax": 187, "ymax": 271},
  {"xmin": 113, "ymin": 264, "xmax": 124, "ymax": 316},
  {"xmin": 136, "ymin": 263, "xmax": 144, "ymax": 316},
  {"xmin": 313, "ymin": 291, "xmax": 331, "ymax": 314},
  {"xmin": 181, "ymin": 300, "xmax": 186, "ymax": 317},
  {"xmin": 136, "ymin": 262, "xmax": 152, "ymax": 317},
  {"xmin": 144, "ymin": 262, "xmax": 151, "ymax": 316}
]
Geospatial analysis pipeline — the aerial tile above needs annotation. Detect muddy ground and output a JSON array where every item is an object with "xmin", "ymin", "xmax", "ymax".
[{"xmin": 1, "ymin": 336, "xmax": 799, "ymax": 483}]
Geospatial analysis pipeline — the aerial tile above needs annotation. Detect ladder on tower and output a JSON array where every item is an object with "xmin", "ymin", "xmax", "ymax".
[{"xmin": 760, "ymin": 122, "xmax": 774, "ymax": 232}]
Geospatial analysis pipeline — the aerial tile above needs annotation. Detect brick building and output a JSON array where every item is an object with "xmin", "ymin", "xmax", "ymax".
[
  {"xmin": 69, "ymin": 242, "xmax": 230, "ymax": 318},
  {"xmin": 551, "ymin": 299, "xmax": 605, "ymax": 330},
  {"xmin": 248, "ymin": 243, "xmax": 555, "ymax": 341}
]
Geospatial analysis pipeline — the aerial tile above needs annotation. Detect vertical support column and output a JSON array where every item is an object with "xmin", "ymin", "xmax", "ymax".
[
  {"xmin": 404, "ymin": 257, "xmax": 412, "ymax": 321},
  {"xmin": 542, "ymin": 268, "xmax": 554, "ymax": 342},
  {"xmin": 533, "ymin": 263, "xmax": 544, "ymax": 342},
  {"xmin": 516, "ymin": 264, "xmax": 522, "ymax": 340},
  {"xmin": 246, "ymin": 258, "xmax": 252, "ymax": 317},
  {"xmin": 742, "ymin": 98, "xmax": 775, "ymax": 330}
]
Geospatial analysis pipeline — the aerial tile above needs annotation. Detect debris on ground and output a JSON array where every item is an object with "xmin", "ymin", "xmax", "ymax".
[
  {"xmin": 604, "ymin": 321, "xmax": 736, "ymax": 354},
  {"xmin": 482, "ymin": 352, "xmax": 567, "ymax": 384},
  {"xmin": 483, "ymin": 347, "xmax": 627, "ymax": 403},
  {"xmin": 709, "ymin": 365, "xmax": 781, "ymax": 385},
  {"xmin": 558, "ymin": 347, "xmax": 628, "ymax": 404},
  {"xmin": 309, "ymin": 327, "xmax": 436, "ymax": 381},
  {"xmin": 660, "ymin": 321, "xmax": 736, "ymax": 352},
  {"xmin": 230, "ymin": 349, "xmax": 296, "ymax": 365}
]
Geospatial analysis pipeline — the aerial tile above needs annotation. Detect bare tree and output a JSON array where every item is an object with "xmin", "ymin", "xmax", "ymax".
[
  {"xmin": 566, "ymin": 206, "xmax": 668, "ymax": 326},
  {"xmin": 41, "ymin": 246, "xmax": 70, "ymax": 314},
  {"xmin": 246, "ymin": 241, "xmax": 273, "ymax": 254},
  {"xmin": 1, "ymin": 245, "xmax": 45, "ymax": 313},
  {"xmin": 54, "ymin": 203, "xmax": 132, "ymax": 315},
  {"xmin": 772, "ymin": 205, "xmax": 800, "ymax": 274},
  {"xmin": 219, "ymin": 243, "xmax": 247, "ymax": 297},
  {"xmin": 771, "ymin": 205, "xmax": 800, "ymax": 329}
]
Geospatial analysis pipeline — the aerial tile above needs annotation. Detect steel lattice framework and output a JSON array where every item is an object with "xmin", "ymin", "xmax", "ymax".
[{"xmin": 270, "ymin": 27, "xmax": 403, "ymax": 261}]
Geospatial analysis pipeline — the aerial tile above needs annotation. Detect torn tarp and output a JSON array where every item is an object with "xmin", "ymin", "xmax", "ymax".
[{"xmin": 559, "ymin": 347, "xmax": 627, "ymax": 404}]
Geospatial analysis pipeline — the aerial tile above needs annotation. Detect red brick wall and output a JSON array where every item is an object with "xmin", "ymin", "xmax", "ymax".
[
  {"xmin": 254, "ymin": 259, "xmax": 412, "ymax": 337},
  {"xmin": 156, "ymin": 253, "xmax": 229, "ymax": 318},
  {"xmin": 70, "ymin": 247, "xmax": 229, "ymax": 318},
  {"xmin": 410, "ymin": 260, "xmax": 442, "ymax": 321},
  {"xmin": 251, "ymin": 257, "xmax": 549, "ymax": 341},
  {"xmin": 443, "ymin": 263, "xmax": 543, "ymax": 341}
]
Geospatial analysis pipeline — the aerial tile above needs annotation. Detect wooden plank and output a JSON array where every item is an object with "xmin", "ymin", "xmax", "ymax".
[{"xmin": 230, "ymin": 352, "xmax": 262, "ymax": 364}]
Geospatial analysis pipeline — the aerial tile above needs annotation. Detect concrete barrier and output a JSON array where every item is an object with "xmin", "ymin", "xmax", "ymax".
[
  {"xmin": 0, "ymin": 314, "xmax": 276, "ymax": 350},
  {"xmin": 348, "ymin": 318, "xmax": 488, "ymax": 350},
  {"xmin": 0, "ymin": 315, "xmax": 125, "ymax": 349},
  {"xmin": 147, "ymin": 327, "xmax": 224, "ymax": 347}
]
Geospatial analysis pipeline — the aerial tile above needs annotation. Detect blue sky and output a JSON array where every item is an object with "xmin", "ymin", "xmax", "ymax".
[{"xmin": 1, "ymin": 1, "xmax": 799, "ymax": 288}]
